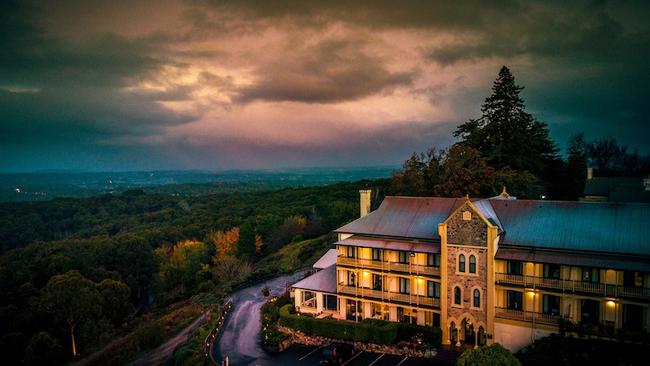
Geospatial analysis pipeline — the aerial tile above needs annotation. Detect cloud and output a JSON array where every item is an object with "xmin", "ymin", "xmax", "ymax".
[
  {"xmin": 236, "ymin": 38, "xmax": 417, "ymax": 103},
  {"xmin": 0, "ymin": 1, "xmax": 196, "ymax": 148}
]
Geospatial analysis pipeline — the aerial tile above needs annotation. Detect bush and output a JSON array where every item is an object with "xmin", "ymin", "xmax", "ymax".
[
  {"xmin": 135, "ymin": 323, "xmax": 164, "ymax": 350},
  {"xmin": 457, "ymin": 343, "xmax": 520, "ymax": 366},
  {"xmin": 279, "ymin": 305, "xmax": 441, "ymax": 346}
]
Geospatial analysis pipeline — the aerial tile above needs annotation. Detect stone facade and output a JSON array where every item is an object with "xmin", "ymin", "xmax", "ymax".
[
  {"xmin": 446, "ymin": 245, "xmax": 488, "ymax": 325},
  {"xmin": 447, "ymin": 204, "xmax": 487, "ymax": 246}
]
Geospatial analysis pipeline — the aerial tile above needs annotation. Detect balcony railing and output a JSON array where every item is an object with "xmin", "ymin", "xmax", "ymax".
[
  {"xmin": 337, "ymin": 284, "xmax": 440, "ymax": 308},
  {"xmin": 495, "ymin": 307, "xmax": 561, "ymax": 326},
  {"xmin": 337, "ymin": 256, "xmax": 440, "ymax": 276},
  {"xmin": 495, "ymin": 273, "xmax": 650, "ymax": 300}
]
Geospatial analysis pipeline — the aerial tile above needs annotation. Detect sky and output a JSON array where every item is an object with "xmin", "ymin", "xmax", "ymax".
[{"xmin": 1, "ymin": 0, "xmax": 649, "ymax": 172}]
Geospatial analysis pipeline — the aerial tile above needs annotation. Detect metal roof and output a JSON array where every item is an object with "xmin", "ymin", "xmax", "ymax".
[
  {"xmin": 335, "ymin": 196, "xmax": 462, "ymax": 240},
  {"xmin": 334, "ymin": 195, "xmax": 650, "ymax": 257},
  {"xmin": 312, "ymin": 249, "xmax": 338, "ymax": 270},
  {"xmin": 490, "ymin": 199, "xmax": 650, "ymax": 256},
  {"xmin": 292, "ymin": 265, "xmax": 337, "ymax": 293},
  {"xmin": 336, "ymin": 236, "xmax": 439, "ymax": 253}
]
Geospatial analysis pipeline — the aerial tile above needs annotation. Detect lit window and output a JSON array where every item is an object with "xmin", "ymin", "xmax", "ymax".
[{"xmin": 462, "ymin": 211, "xmax": 472, "ymax": 221}]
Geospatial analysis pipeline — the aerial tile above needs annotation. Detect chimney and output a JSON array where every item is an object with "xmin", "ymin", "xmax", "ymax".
[
  {"xmin": 587, "ymin": 167, "xmax": 594, "ymax": 180},
  {"xmin": 359, "ymin": 189, "xmax": 372, "ymax": 217}
]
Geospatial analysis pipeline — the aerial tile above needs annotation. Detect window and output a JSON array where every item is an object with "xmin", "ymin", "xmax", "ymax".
[
  {"xmin": 469, "ymin": 255, "xmax": 476, "ymax": 273},
  {"xmin": 581, "ymin": 267, "xmax": 600, "ymax": 283},
  {"xmin": 462, "ymin": 211, "xmax": 472, "ymax": 221},
  {"xmin": 372, "ymin": 248, "xmax": 382, "ymax": 261},
  {"xmin": 507, "ymin": 260, "xmax": 523, "ymax": 276},
  {"xmin": 346, "ymin": 246, "xmax": 356, "ymax": 258},
  {"xmin": 624, "ymin": 271, "xmax": 644, "ymax": 288},
  {"xmin": 398, "ymin": 251, "xmax": 409, "ymax": 264},
  {"xmin": 542, "ymin": 294, "xmax": 560, "ymax": 316},
  {"xmin": 348, "ymin": 271, "xmax": 356, "ymax": 286},
  {"xmin": 473, "ymin": 289, "xmax": 481, "ymax": 308},
  {"xmin": 459, "ymin": 254, "xmax": 466, "ymax": 272},
  {"xmin": 301, "ymin": 291, "xmax": 315, "ymax": 308},
  {"xmin": 427, "ymin": 253, "xmax": 440, "ymax": 267},
  {"xmin": 580, "ymin": 299, "xmax": 599, "ymax": 324},
  {"xmin": 543, "ymin": 264, "xmax": 561, "ymax": 279},
  {"xmin": 324, "ymin": 295, "xmax": 338, "ymax": 311},
  {"xmin": 454, "ymin": 286, "xmax": 462, "ymax": 305},
  {"xmin": 427, "ymin": 281, "xmax": 440, "ymax": 299},
  {"xmin": 507, "ymin": 290, "xmax": 523, "ymax": 310},
  {"xmin": 399, "ymin": 278, "xmax": 410, "ymax": 294},
  {"xmin": 372, "ymin": 274, "xmax": 383, "ymax": 291}
]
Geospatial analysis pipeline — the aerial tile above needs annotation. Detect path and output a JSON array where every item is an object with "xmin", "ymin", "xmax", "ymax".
[
  {"xmin": 212, "ymin": 272, "xmax": 306, "ymax": 366},
  {"xmin": 129, "ymin": 311, "xmax": 209, "ymax": 366}
]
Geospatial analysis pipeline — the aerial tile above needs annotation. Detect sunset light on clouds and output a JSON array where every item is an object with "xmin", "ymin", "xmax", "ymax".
[{"xmin": 2, "ymin": 0, "xmax": 649, "ymax": 171}]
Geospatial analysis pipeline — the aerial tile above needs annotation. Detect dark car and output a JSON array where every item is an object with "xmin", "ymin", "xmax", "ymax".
[{"xmin": 321, "ymin": 342, "xmax": 355, "ymax": 365}]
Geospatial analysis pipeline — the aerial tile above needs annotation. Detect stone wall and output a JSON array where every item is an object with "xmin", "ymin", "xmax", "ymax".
[
  {"xmin": 446, "ymin": 245, "xmax": 488, "ymax": 325},
  {"xmin": 447, "ymin": 205, "xmax": 487, "ymax": 246}
]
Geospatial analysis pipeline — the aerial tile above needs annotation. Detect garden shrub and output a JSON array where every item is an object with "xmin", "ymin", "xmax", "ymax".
[{"xmin": 279, "ymin": 305, "xmax": 441, "ymax": 346}]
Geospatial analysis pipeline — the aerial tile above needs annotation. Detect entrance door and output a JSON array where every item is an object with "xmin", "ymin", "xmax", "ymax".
[{"xmin": 461, "ymin": 318, "xmax": 475, "ymax": 345}]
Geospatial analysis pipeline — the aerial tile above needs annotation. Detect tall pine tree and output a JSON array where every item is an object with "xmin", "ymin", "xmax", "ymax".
[{"xmin": 454, "ymin": 66, "xmax": 558, "ymax": 177}]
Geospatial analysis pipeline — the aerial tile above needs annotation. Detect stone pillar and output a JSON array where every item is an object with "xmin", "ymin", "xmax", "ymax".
[
  {"xmin": 339, "ymin": 298, "xmax": 347, "ymax": 319},
  {"xmin": 316, "ymin": 292, "xmax": 324, "ymax": 313},
  {"xmin": 363, "ymin": 302, "xmax": 372, "ymax": 319},
  {"xmin": 389, "ymin": 306, "xmax": 398, "ymax": 322}
]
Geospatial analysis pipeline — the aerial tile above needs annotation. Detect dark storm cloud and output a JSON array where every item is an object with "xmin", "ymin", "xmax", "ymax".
[
  {"xmin": 236, "ymin": 39, "xmax": 417, "ymax": 103},
  {"xmin": 0, "ymin": 1, "xmax": 195, "ymax": 148}
]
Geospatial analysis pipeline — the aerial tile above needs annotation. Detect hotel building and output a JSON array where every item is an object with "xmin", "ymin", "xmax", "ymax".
[{"xmin": 291, "ymin": 189, "xmax": 650, "ymax": 351}]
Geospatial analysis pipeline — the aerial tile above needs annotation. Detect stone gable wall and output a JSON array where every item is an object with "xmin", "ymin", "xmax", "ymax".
[{"xmin": 447, "ymin": 205, "xmax": 487, "ymax": 246}]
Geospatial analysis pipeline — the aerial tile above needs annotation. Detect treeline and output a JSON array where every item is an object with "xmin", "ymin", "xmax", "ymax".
[
  {"xmin": 0, "ymin": 181, "xmax": 382, "ymax": 365},
  {"xmin": 392, "ymin": 66, "xmax": 650, "ymax": 200}
]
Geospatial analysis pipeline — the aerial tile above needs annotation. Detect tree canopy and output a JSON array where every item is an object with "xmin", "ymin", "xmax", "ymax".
[{"xmin": 454, "ymin": 66, "xmax": 559, "ymax": 176}]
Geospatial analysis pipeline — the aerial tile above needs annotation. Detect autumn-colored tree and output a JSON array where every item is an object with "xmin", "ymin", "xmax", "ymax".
[
  {"xmin": 207, "ymin": 227, "xmax": 240, "ymax": 260},
  {"xmin": 208, "ymin": 227, "xmax": 263, "ymax": 262},
  {"xmin": 157, "ymin": 240, "xmax": 209, "ymax": 294}
]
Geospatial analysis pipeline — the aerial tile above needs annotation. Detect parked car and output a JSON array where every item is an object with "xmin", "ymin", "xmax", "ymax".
[{"xmin": 321, "ymin": 342, "xmax": 355, "ymax": 365}]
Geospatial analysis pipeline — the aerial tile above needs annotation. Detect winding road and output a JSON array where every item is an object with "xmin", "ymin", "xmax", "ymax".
[{"xmin": 212, "ymin": 272, "xmax": 306, "ymax": 366}]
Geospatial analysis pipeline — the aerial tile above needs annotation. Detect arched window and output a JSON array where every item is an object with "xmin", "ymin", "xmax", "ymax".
[
  {"xmin": 469, "ymin": 255, "xmax": 476, "ymax": 273},
  {"xmin": 459, "ymin": 254, "xmax": 466, "ymax": 272},
  {"xmin": 473, "ymin": 289, "xmax": 481, "ymax": 308},
  {"xmin": 454, "ymin": 286, "xmax": 461, "ymax": 305}
]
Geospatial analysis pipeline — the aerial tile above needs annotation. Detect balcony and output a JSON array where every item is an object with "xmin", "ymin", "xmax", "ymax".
[
  {"xmin": 337, "ymin": 256, "xmax": 440, "ymax": 276},
  {"xmin": 337, "ymin": 284, "xmax": 440, "ymax": 308},
  {"xmin": 495, "ymin": 307, "xmax": 561, "ymax": 326},
  {"xmin": 495, "ymin": 273, "xmax": 650, "ymax": 301}
]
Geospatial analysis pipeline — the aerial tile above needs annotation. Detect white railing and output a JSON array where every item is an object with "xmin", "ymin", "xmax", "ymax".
[
  {"xmin": 337, "ymin": 284, "xmax": 440, "ymax": 308},
  {"xmin": 495, "ymin": 273, "xmax": 650, "ymax": 300}
]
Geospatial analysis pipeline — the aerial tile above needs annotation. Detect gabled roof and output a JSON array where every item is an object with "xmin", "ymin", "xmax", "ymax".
[
  {"xmin": 292, "ymin": 265, "xmax": 337, "ymax": 293},
  {"xmin": 335, "ymin": 196, "xmax": 462, "ymax": 240},
  {"xmin": 490, "ymin": 199, "xmax": 650, "ymax": 256},
  {"xmin": 313, "ymin": 249, "xmax": 338, "ymax": 270},
  {"xmin": 335, "ymin": 195, "xmax": 650, "ymax": 257}
]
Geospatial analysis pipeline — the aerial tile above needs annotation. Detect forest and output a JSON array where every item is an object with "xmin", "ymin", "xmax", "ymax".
[{"xmin": 1, "ymin": 66, "xmax": 648, "ymax": 366}]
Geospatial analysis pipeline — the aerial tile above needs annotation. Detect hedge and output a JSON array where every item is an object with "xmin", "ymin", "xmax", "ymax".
[{"xmin": 279, "ymin": 305, "xmax": 441, "ymax": 346}]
